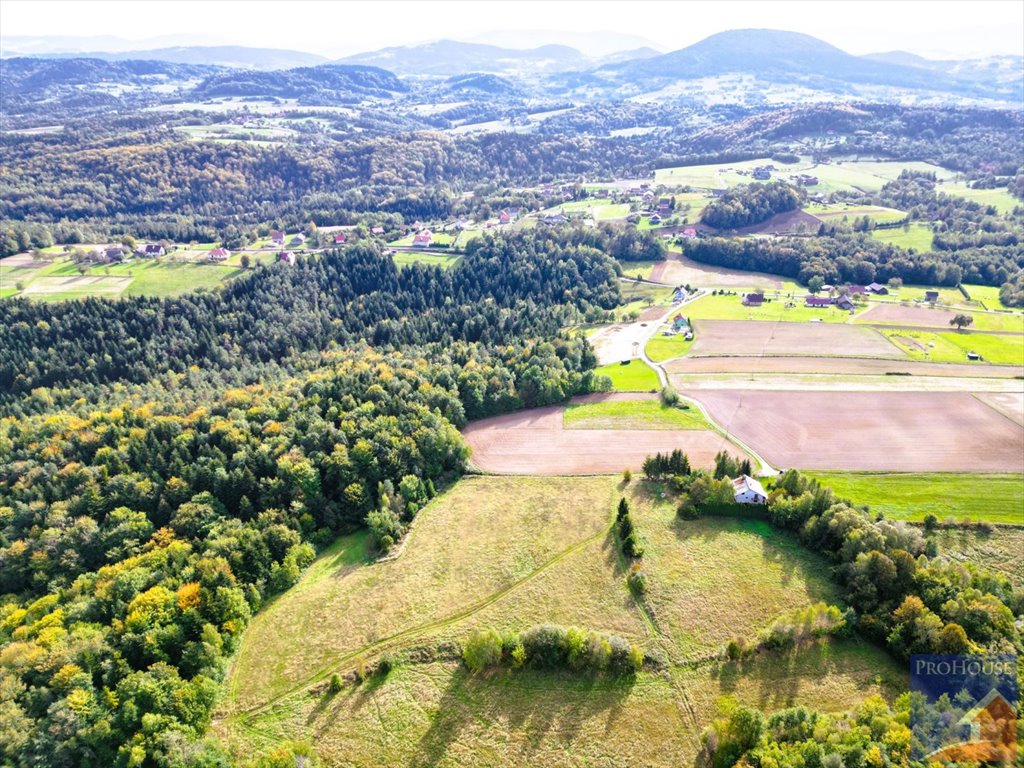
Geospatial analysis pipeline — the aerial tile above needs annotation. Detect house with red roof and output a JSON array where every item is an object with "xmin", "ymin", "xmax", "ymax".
[
  {"xmin": 278, "ymin": 251, "xmax": 295, "ymax": 265},
  {"xmin": 270, "ymin": 230, "xmax": 285, "ymax": 245},
  {"xmin": 208, "ymin": 247, "xmax": 230, "ymax": 262},
  {"xmin": 413, "ymin": 230, "xmax": 433, "ymax": 248},
  {"xmin": 333, "ymin": 234, "xmax": 347, "ymax": 244}
]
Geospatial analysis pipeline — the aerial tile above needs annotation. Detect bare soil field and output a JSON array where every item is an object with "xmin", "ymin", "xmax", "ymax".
[
  {"xmin": 688, "ymin": 319, "xmax": 904, "ymax": 358},
  {"xmin": 684, "ymin": 389, "xmax": 1024, "ymax": 472},
  {"xmin": 651, "ymin": 253, "xmax": 784, "ymax": 289},
  {"xmin": 666, "ymin": 355, "xmax": 1024, "ymax": 379},
  {"xmin": 856, "ymin": 303, "xmax": 958, "ymax": 327},
  {"xmin": 462, "ymin": 394, "xmax": 748, "ymax": 474},
  {"xmin": 974, "ymin": 391, "xmax": 1024, "ymax": 426},
  {"xmin": 21, "ymin": 275, "xmax": 132, "ymax": 295}
]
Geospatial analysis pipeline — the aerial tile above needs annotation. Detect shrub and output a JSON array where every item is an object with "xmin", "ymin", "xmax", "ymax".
[
  {"xmin": 923, "ymin": 513, "xmax": 939, "ymax": 531},
  {"xmin": 623, "ymin": 530, "xmax": 645, "ymax": 559},
  {"xmin": 376, "ymin": 653, "xmax": 395, "ymax": 677},
  {"xmin": 660, "ymin": 386, "xmax": 680, "ymax": 407},
  {"xmin": 328, "ymin": 673, "xmax": 342, "ymax": 694},
  {"xmin": 521, "ymin": 624, "xmax": 569, "ymax": 669},
  {"xmin": 616, "ymin": 497, "xmax": 630, "ymax": 523},
  {"xmin": 622, "ymin": 468, "xmax": 632, "ymax": 484},
  {"xmin": 462, "ymin": 628, "xmax": 504, "ymax": 672},
  {"xmin": 627, "ymin": 564, "xmax": 648, "ymax": 595}
]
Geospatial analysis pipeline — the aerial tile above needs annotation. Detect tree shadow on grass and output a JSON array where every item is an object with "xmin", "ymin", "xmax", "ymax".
[{"xmin": 410, "ymin": 667, "xmax": 637, "ymax": 768}]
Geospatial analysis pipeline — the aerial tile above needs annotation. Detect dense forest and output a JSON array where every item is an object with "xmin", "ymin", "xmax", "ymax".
[
  {"xmin": 0, "ymin": 231, "xmax": 623, "ymax": 402},
  {"xmin": 0, "ymin": 230, "xmax": 628, "ymax": 766}
]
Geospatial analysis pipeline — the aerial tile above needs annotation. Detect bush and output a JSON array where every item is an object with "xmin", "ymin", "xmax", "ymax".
[
  {"xmin": 376, "ymin": 653, "xmax": 395, "ymax": 677},
  {"xmin": 660, "ymin": 386, "xmax": 680, "ymax": 407},
  {"xmin": 328, "ymin": 673, "xmax": 342, "ymax": 694},
  {"xmin": 627, "ymin": 564, "xmax": 648, "ymax": 595},
  {"xmin": 521, "ymin": 624, "xmax": 569, "ymax": 669},
  {"xmin": 623, "ymin": 530, "xmax": 645, "ymax": 559},
  {"xmin": 923, "ymin": 513, "xmax": 939, "ymax": 531},
  {"xmin": 462, "ymin": 628, "xmax": 504, "ymax": 672},
  {"xmin": 622, "ymin": 468, "xmax": 632, "ymax": 484}
]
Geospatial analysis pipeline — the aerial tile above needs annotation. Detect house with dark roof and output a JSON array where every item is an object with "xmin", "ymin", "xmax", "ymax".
[
  {"xmin": 866, "ymin": 282, "xmax": 888, "ymax": 295},
  {"xmin": 657, "ymin": 197, "xmax": 672, "ymax": 214},
  {"xmin": 836, "ymin": 296, "xmax": 856, "ymax": 311},
  {"xmin": 648, "ymin": 214, "xmax": 662, "ymax": 225},
  {"xmin": 105, "ymin": 246, "xmax": 125, "ymax": 262},
  {"xmin": 925, "ymin": 290, "xmax": 940, "ymax": 302},
  {"xmin": 845, "ymin": 285, "xmax": 868, "ymax": 295},
  {"xmin": 144, "ymin": 244, "xmax": 165, "ymax": 257},
  {"xmin": 270, "ymin": 230, "xmax": 285, "ymax": 245},
  {"xmin": 743, "ymin": 292, "xmax": 765, "ymax": 307}
]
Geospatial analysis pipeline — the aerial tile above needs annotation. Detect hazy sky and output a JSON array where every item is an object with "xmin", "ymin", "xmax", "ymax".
[{"xmin": 3, "ymin": 0, "xmax": 1023, "ymax": 59}]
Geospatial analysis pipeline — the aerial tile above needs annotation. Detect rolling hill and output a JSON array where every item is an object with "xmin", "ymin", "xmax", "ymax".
[{"xmin": 338, "ymin": 39, "xmax": 591, "ymax": 75}]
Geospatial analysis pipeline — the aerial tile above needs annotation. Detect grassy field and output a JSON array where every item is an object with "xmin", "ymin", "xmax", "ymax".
[
  {"xmin": 654, "ymin": 157, "xmax": 954, "ymax": 194},
  {"xmin": 869, "ymin": 223, "xmax": 934, "ymax": 252},
  {"xmin": 616, "ymin": 282, "xmax": 674, "ymax": 320},
  {"xmin": 880, "ymin": 329, "xmax": 1024, "ymax": 365},
  {"xmin": 684, "ymin": 292, "xmax": 854, "ymax": 323},
  {"xmin": 806, "ymin": 472, "xmax": 1024, "ymax": 524},
  {"xmin": 594, "ymin": 360, "xmax": 660, "ymax": 391},
  {"xmin": 805, "ymin": 203, "xmax": 906, "ymax": 225},
  {"xmin": 939, "ymin": 182, "xmax": 1022, "ymax": 215},
  {"xmin": 1, "ymin": 256, "xmax": 241, "ymax": 300},
  {"xmin": 617, "ymin": 261, "xmax": 660, "ymax": 281},
  {"xmin": 645, "ymin": 333, "xmax": 694, "ymax": 362},
  {"xmin": 932, "ymin": 527, "xmax": 1024, "ymax": 587},
  {"xmin": 391, "ymin": 251, "xmax": 463, "ymax": 270},
  {"xmin": 563, "ymin": 398, "xmax": 709, "ymax": 430},
  {"xmin": 218, "ymin": 476, "xmax": 904, "ymax": 766}
]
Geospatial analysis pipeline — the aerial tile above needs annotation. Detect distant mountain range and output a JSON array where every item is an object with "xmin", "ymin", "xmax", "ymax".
[
  {"xmin": 336, "ymin": 40, "xmax": 592, "ymax": 76},
  {"xmin": 2, "ymin": 29, "xmax": 1020, "ymax": 107},
  {"xmin": 591, "ymin": 29, "xmax": 1022, "ymax": 102},
  {"xmin": 2, "ymin": 45, "xmax": 329, "ymax": 71}
]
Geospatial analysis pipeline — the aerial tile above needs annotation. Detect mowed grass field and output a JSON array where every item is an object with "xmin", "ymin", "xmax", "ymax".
[
  {"xmin": 563, "ymin": 398, "xmax": 710, "ymax": 430},
  {"xmin": 646, "ymin": 333, "xmax": 694, "ymax": 362},
  {"xmin": 218, "ymin": 476, "xmax": 904, "ymax": 767},
  {"xmin": 806, "ymin": 472, "xmax": 1024, "ymax": 524},
  {"xmin": 594, "ymin": 360, "xmax": 661, "ymax": 391},
  {"xmin": 881, "ymin": 329, "xmax": 1024, "ymax": 365},
  {"xmin": 939, "ymin": 182, "xmax": 1022, "ymax": 215},
  {"xmin": 869, "ymin": 222, "xmax": 934, "ymax": 252},
  {"xmin": 390, "ymin": 251, "xmax": 463, "ymax": 269},
  {"xmin": 933, "ymin": 527, "xmax": 1024, "ymax": 587},
  {"xmin": 654, "ymin": 157, "xmax": 955, "ymax": 194},
  {"xmin": 684, "ymin": 293, "xmax": 854, "ymax": 323},
  {"xmin": 1, "ymin": 255, "xmax": 245, "ymax": 300}
]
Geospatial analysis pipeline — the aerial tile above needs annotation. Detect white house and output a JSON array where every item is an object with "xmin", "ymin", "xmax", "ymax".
[{"xmin": 732, "ymin": 475, "xmax": 767, "ymax": 504}]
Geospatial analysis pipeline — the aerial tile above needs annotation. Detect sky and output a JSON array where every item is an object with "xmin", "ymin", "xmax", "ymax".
[{"xmin": 2, "ymin": 0, "xmax": 1023, "ymax": 60}]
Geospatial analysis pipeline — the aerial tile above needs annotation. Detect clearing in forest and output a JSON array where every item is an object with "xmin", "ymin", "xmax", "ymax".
[{"xmin": 218, "ymin": 475, "xmax": 903, "ymax": 768}]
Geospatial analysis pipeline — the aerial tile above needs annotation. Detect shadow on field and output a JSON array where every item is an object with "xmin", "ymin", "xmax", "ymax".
[
  {"xmin": 410, "ymin": 667, "xmax": 636, "ymax": 767},
  {"xmin": 712, "ymin": 641, "xmax": 843, "ymax": 712}
]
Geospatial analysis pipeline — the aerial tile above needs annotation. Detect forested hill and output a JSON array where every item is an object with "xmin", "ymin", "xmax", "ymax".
[{"xmin": 0, "ymin": 232, "xmax": 622, "ymax": 405}]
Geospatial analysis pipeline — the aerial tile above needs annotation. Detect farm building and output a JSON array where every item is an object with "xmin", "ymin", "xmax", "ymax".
[
  {"xmin": 105, "ymin": 246, "xmax": 125, "ymax": 262},
  {"xmin": 413, "ymin": 230, "xmax": 433, "ymax": 247},
  {"xmin": 732, "ymin": 475, "xmax": 767, "ymax": 504},
  {"xmin": 278, "ymin": 251, "xmax": 295, "ymax": 265},
  {"xmin": 866, "ymin": 282, "xmax": 888, "ymax": 294},
  {"xmin": 290, "ymin": 233, "xmax": 306, "ymax": 246},
  {"xmin": 742, "ymin": 292, "xmax": 765, "ymax": 307},
  {"xmin": 836, "ymin": 296, "xmax": 856, "ymax": 311},
  {"xmin": 144, "ymin": 244, "xmax": 165, "ymax": 257},
  {"xmin": 270, "ymin": 230, "xmax": 285, "ymax": 245},
  {"xmin": 925, "ymin": 291, "xmax": 940, "ymax": 302},
  {"xmin": 845, "ymin": 285, "xmax": 868, "ymax": 295},
  {"xmin": 805, "ymin": 296, "xmax": 833, "ymax": 308},
  {"xmin": 208, "ymin": 248, "xmax": 230, "ymax": 262}
]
